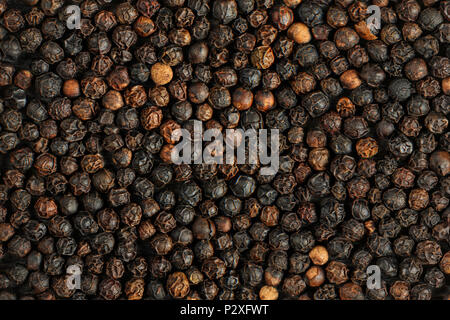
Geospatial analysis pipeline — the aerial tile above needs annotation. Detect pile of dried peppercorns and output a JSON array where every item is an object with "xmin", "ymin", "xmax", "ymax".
[{"xmin": 0, "ymin": 0, "xmax": 448, "ymax": 301}]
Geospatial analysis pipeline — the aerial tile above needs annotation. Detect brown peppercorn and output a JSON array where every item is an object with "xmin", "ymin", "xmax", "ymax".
[
  {"xmin": 141, "ymin": 106, "xmax": 163, "ymax": 131},
  {"xmin": 160, "ymin": 144, "xmax": 175, "ymax": 163},
  {"xmin": 34, "ymin": 153, "xmax": 57, "ymax": 176},
  {"xmin": 340, "ymin": 70, "xmax": 362, "ymax": 90},
  {"xmin": 34, "ymin": 197, "xmax": 58, "ymax": 219},
  {"xmin": 0, "ymin": 223, "xmax": 14, "ymax": 242},
  {"xmin": 134, "ymin": 16, "xmax": 156, "ymax": 37},
  {"xmin": 308, "ymin": 148, "xmax": 330, "ymax": 171},
  {"xmin": 62, "ymin": 79, "xmax": 81, "ymax": 98},
  {"xmin": 81, "ymin": 154, "xmax": 104, "ymax": 174},
  {"xmin": 305, "ymin": 266, "xmax": 325, "ymax": 287},
  {"xmin": 169, "ymin": 28, "xmax": 191, "ymax": 46},
  {"xmin": 283, "ymin": 0, "xmax": 302, "ymax": 8},
  {"xmin": 259, "ymin": 285, "xmax": 279, "ymax": 300},
  {"xmin": 254, "ymin": 90, "xmax": 275, "ymax": 112},
  {"xmin": 196, "ymin": 103, "xmax": 213, "ymax": 121},
  {"xmin": 160, "ymin": 120, "xmax": 181, "ymax": 144},
  {"xmin": 151, "ymin": 63, "xmax": 173, "ymax": 86},
  {"xmin": 149, "ymin": 86, "xmax": 170, "ymax": 107},
  {"xmin": 287, "ymin": 23, "xmax": 311, "ymax": 44},
  {"xmin": 271, "ymin": 5, "xmax": 294, "ymax": 31},
  {"xmin": 306, "ymin": 129, "xmax": 327, "ymax": 148},
  {"xmin": 354, "ymin": 21, "xmax": 377, "ymax": 40},
  {"xmin": 408, "ymin": 188, "xmax": 430, "ymax": 211},
  {"xmin": 402, "ymin": 23, "xmax": 422, "ymax": 42},
  {"xmin": 390, "ymin": 281, "xmax": 410, "ymax": 300},
  {"xmin": 125, "ymin": 278, "xmax": 145, "ymax": 300},
  {"xmin": 290, "ymin": 72, "xmax": 316, "ymax": 95},
  {"xmin": 336, "ymin": 97, "xmax": 356, "ymax": 117},
  {"xmin": 356, "ymin": 137, "xmax": 378, "ymax": 159},
  {"xmin": 214, "ymin": 216, "xmax": 232, "ymax": 233},
  {"xmin": 0, "ymin": 63, "xmax": 14, "ymax": 87},
  {"xmin": 339, "ymin": 283, "xmax": 364, "ymax": 300},
  {"xmin": 288, "ymin": 127, "xmax": 304, "ymax": 144},
  {"xmin": 442, "ymin": 77, "xmax": 450, "ymax": 95},
  {"xmin": 14, "ymin": 70, "xmax": 33, "ymax": 90},
  {"xmin": 124, "ymin": 85, "xmax": 147, "ymax": 108},
  {"xmin": 232, "ymin": 87, "xmax": 253, "ymax": 111},
  {"xmin": 260, "ymin": 206, "xmax": 279, "ymax": 227},
  {"xmin": 440, "ymin": 252, "xmax": 450, "ymax": 274},
  {"xmin": 107, "ymin": 66, "xmax": 130, "ymax": 91},
  {"xmin": 102, "ymin": 90, "xmax": 124, "ymax": 111},
  {"xmin": 404, "ymin": 58, "xmax": 428, "ymax": 81},
  {"xmin": 325, "ymin": 261, "xmax": 349, "ymax": 285},
  {"xmin": 251, "ymin": 46, "xmax": 275, "ymax": 69},
  {"xmin": 188, "ymin": 82, "xmax": 209, "ymax": 104},
  {"xmin": 430, "ymin": 151, "xmax": 450, "ymax": 176},
  {"xmin": 167, "ymin": 272, "xmax": 190, "ymax": 299},
  {"xmin": 309, "ymin": 246, "xmax": 329, "ymax": 266},
  {"xmin": 138, "ymin": 220, "xmax": 156, "ymax": 240},
  {"xmin": 81, "ymin": 76, "xmax": 107, "ymax": 99},
  {"xmin": 334, "ymin": 27, "xmax": 360, "ymax": 50},
  {"xmin": 192, "ymin": 217, "xmax": 216, "ymax": 240}
]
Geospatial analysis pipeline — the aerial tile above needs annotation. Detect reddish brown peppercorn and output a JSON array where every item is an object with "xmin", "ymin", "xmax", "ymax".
[
  {"xmin": 254, "ymin": 90, "xmax": 275, "ymax": 112},
  {"xmin": 107, "ymin": 66, "xmax": 130, "ymax": 91},
  {"xmin": 356, "ymin": 137, "xmax": 378, "ymax": 159},
  {"xmin": 34, "ymin": 197, "xmax": 58, "ymax": 219},
  {"xmin": 62, "ymin": 79, "xmax": 81, "ymax": 98},
  {"xmin": 102, "ymin": 90, "xmax": 124, "ymax": 111},
  {"xmin": 141, "ymin": 106, "xmax": 163, "ymax": 131},
  {"xmin": 232, "ymin": 87, "xmax": 253, "ymax": 111},
  {"xmin": 271, "ymin": 5, "xmax": 294, "ymax": 31},
  {"xmin": 340, "ymin": 70, "xmax": 362, "ymax": 90},
  {"xmin": 134, "ymin": 16, "xmax": 156, "ymax": 37}
]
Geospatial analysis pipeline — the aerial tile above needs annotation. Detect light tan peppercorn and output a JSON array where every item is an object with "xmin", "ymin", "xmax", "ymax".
[
  {"xmin": 309, "ymin": 245, "xmax": 329, "ymax": 265},
  {"xmin": 151, "ymin": 62, "xmax": 173, "ymax": 86},
  {"xmin": 340, "ymin": 70, "xmax": 362, "ymax": 90},
  {"xmin": 259, "ymin": 286, "xmax": 279, "ymax": 300},
  {"xmin": 287, "ymin": 22, "xmax": 311, "ymax": 44}
]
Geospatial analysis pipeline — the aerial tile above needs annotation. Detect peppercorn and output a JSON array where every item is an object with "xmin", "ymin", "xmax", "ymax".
[{"xmin": 287, "ymin": 22, "xmax": 311, "ymax": 44}]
